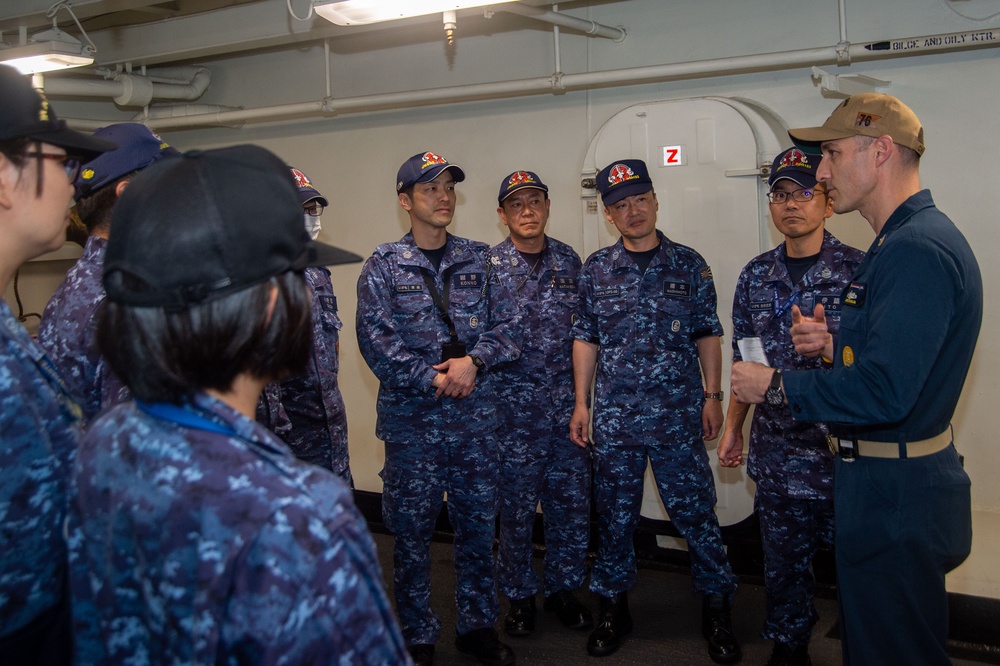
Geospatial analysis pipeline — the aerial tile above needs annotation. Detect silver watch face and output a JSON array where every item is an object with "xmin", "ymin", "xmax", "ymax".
[{"xmin": 765, "ymin": 387, "xmax": 783, "ymax": 406}]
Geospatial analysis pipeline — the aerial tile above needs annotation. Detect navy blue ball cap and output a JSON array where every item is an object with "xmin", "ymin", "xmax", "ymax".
[
  {"xmin": 768, "ymin": 147, "xmax": 819, "ymax": 190},
  {"xmin": 289, "ymin": 166, "xmax": 328, "ymax": 207},
  {"xmin": 396, "ymin": 151, "xmax": 465, "ymax": 192},
  {"xmin": 104, "ymin": 145, "xmax": 360, "ymax": 311},
  {"xmin": 497, "ymin": 170, "xmax": 548, "ymax": 205},
  {"xmin": 596, "ymin": 159, "xmax": 653, "ymax": 206},
  {"xmin": 0, "ymin": 64, "xmax": 116, "ymax": 159},
  {"xmin": 75, "ymin": 123, "xmax": 180, "ymax": 199}
]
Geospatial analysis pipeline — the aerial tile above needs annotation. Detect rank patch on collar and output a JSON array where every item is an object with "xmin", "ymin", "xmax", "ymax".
[
  {"xmin": 396, "ymin": 284, "xmax": 423, "ymax": 293},
  {"xmin": 319, "ymin": 294, "xmax": 337, "ymax": 312},
  {"xmin": 453, "ymin": 273, "xmax": 483, "ymax": 289},
  {"xmin": 843, "ymin": 282, "xmax": 866, "ymax": 307},
  {"xmin": 664, "ymin": 281, "xmax": 691, "ymax": 298}
]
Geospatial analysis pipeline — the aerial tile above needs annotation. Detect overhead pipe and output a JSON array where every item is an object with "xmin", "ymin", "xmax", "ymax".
[
  {"xmin": 42, "ymin": 65, "xmax": 211, "ymax": 107},
  {"xmin": 62, "ymin": 27, "xmax": 1000, "ymax": 132},
  {"xmin": 500, "ymin": 3, "xmax": 627, "ymax": 42}
]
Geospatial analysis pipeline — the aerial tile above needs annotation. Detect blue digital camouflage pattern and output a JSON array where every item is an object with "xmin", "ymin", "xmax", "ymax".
[
  {"xmin": 572, "ymin": 230, "xmax": 736, "ymax": 598},
  {"xmin": 731, "ymin": 230, "xmax": 863, "ymax": 499},
  {"xmin": 264, "ymin": 266, "xmax": 351, "ymax": 482},
  {"xmin": 731, "ymin": 230, "xmax": 862, "ymax": 647},
  {"xmin": 68, "ymin": 393, "xmax": 409, "ymax": 665},
  {"xmin": 356, "ymin": 232, "xmax": 523, "ymax": 645},
  {"xmin": 37, "ymin": 236, "xmax": 130, "ymax": 422},
  {"xmin": 0, "ymin": 301, "xmax": 82, "ymax": 638},
  {"xmin": 489, "ymin": 236, "xmax": 591, "ymax": 600}
]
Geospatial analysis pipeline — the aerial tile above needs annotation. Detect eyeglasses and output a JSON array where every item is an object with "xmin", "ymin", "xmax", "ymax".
[
  {"xmin": 304, "ymin": 203, "xmax": 324, "ymax": 216},
  {"xmin": 767, "ymin": 187, "xmax": 823, "ymax": 205},
  {"xmin": 24, "ymin": 151, "xmax": 82, "ymax": 182}
]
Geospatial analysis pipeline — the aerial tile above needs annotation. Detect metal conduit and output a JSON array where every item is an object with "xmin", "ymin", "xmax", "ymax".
[
  {"xmin": 501, "ymin": 3, "xmax": 627, "ymax": 42},
  {"xmin": 63, "ymin": 27, "xmax": 1000, "ymax": 132}
]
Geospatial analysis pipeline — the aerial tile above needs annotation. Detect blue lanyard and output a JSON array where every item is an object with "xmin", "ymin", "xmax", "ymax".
[
  {"xmin": 772, "ymin": 288, "xmax": 801, "ymax": 320},
  {"xmin": 137, "ymin": 400, "xmax": 237, "ymax": 437}
]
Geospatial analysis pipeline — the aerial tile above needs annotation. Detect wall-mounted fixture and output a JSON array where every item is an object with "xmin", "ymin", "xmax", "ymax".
[
  {"xmin": 314, "ymin": 0, "xmax": 518, "ymax": 26},
  {"xmin": 0, "ymin": 1, "xmax": 95, "ymax": 75},
  {"xmin": 0, "ymin": 28, "xmax": 93, "ymax": 74}
]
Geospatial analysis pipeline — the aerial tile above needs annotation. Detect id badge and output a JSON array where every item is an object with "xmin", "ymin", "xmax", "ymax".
[{"xmin": 440, "ymin": 341, "xmax": 467, "ymax": 362}]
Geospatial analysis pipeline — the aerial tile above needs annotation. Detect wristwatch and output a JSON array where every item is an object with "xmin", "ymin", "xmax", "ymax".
[
  {"xmin": 703, "ymin": 391, "xmax": 724, "ymax": 401},
  {"xmin": 469, "ymin": 355, "xmax": 485, "ymax": 371},
  {"xmin": 765, "ymin": 368, "xmax": 784, "ymax": 406}
]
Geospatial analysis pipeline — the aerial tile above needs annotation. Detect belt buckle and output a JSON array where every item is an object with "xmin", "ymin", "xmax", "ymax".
[{"xmin": 827, "ymin": 434, "xmax": 857, "ymax": 462}]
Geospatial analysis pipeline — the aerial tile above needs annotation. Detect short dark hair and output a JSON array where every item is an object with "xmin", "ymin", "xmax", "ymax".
[
  {"xmin": 96, "ymin": 271, "xmax": 312, "ymax": 404},
  {"xmin": 75, "ymin": 174, "xmax": 132, "ymax": 235}
]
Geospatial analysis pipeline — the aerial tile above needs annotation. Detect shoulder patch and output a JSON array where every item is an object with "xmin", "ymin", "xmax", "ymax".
[{"xmin": 700, "ymin": 267, "xmax": 713, "ymax": 281}]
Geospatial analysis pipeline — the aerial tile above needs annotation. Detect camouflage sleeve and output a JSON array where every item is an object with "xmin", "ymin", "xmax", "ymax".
[
  {"xmin": 730, "ymin": 264, "xmax": 755, "ymax": 361},
  {"xmin": 690, "ymin": 257, "xmax": 724, "ymax": 340},
  {"xmin": 255, "ymin": 382, "xmax": 292, "ymax": 439},
  {"xmin": 471, "ymin": 255, "xmax": 523, "ymax": 368},
  {"xmin": 0, "ymin": 397, "xmax": 66, "ymax": 634},
  {"xmin": 356, "ymin": 253, "xmax": 438, "ymax": 390},
  {"xmin": 571, "ymin": 261, "xmax": 598, "ymax": 344},
  {"xmin": 223, "ymin": 498, "xmax": 410, "ymax": 664}
]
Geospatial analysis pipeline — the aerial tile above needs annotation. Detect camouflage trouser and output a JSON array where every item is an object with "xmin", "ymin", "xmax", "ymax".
[
  {"xmin": 589, "ymin": 439, "xmax": 738, "ymax": 599},
  {"xmin": 381, "ymin": 436, "xmax": 500, "ymax": 645},
  {"xmin": 755, "ymin": 490, "xmax": 834, "ymax": 647},
  {"xmin": 497, "ymin": 420, "xmax": 591, "ymax": 600}
]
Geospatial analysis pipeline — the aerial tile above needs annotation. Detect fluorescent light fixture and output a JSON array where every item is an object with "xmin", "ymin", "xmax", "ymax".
[
  {"xmin": 0, "ymin": 28, "xmax": 94, "ymax": 75},
  {"xmin": 314, "ymin": 0, "xmax": 519, "ymax": 26}
]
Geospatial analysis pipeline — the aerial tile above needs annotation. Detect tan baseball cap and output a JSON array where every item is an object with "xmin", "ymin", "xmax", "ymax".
[{"xmin": 789, "ymin": 93, "xmax": 925, "ymax": 156}]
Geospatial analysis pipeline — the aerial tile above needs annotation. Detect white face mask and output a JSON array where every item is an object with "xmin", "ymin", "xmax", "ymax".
[{"xmin": 304, "ymin": 213, "xmax": 322, "ymax": 240}]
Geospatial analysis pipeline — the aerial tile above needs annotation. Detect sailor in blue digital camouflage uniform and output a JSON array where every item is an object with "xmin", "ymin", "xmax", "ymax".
[
  {"xmin": 569, "ymin": 158, "xmax": 741, "ymax": 663},
  {"xmin": 66, "ymin": 144, "xmax": 409, "ymax": 665},
  {"xmin": 489, "ymin": 171, "xmax": 593, "ymax": 640},
  {"xmin": 719, "ymin": 147, "xmax": 863, "ymax": 666},
  {"xmin": 356, "ymin": 152, "xmax": 523, "ymax": 666},
  {"xmin": 257, "ymin": 166, "xmax": 361, "ymax": 482},
  {"xmin": 0, "ymin": 63, "xmax": 114, "ymax": 665},
  {"xmin": 732, "ymin": 94, "xmax": 981, "ymax": 666},
  {"xmin": 38, "ymin": 122, "xmax": 178, "ymax": 423}
]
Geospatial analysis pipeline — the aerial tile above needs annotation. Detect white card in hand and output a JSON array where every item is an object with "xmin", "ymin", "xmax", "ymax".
[{"xmin": 737, "ymin": 337, "xmax": 769, "ymax": 366}]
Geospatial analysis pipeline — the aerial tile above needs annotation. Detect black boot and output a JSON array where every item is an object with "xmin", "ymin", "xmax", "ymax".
[
  {"xmin": 702, "ymin": 594, "xmax": 742, "ymax": 664},
  {"xmin": 454, "ymin": 627, "xmax": 515, "ymax": 666},
  {"xmin": 586, "ymin": 591, "xmax": 633, "ymax": 657},
  {"xmin": 543, "ymin": 589, "xmax": 593, "ymax": 630},
  {"xmin": 503, "ymin": 595, "xmax": 536, "ymax": 637},
  {"xmin": 408, "ymin": 643, "xmax": 435, "ymax": 666},
  {"xmin": 766, "ymin": 640, "xmax": 811, "ymax": 666}
]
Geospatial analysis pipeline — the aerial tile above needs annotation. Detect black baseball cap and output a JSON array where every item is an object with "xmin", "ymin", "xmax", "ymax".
[
  {"xmin": 104, "ymin": 145, "xmax": 361, "ymax": 310},
  {"xmin": 0, "ymin": 64, "xmax": 116, "ymax": 159}
]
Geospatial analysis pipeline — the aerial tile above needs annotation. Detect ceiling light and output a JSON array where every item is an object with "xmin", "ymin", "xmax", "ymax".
[
  {"xmin": 0, "ymin": 28, "xmax": 94, "ymax": 75},
  {"xmin": 314, "ymin": 0, "xmax": 519, "ymax": 26}
]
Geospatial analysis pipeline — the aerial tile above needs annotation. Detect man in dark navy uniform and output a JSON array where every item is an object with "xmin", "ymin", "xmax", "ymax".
[
  {"xmin": 720, "ymin": 147, "xmax": 863, "ymax": 666},
  {"xmin": 732, "ymin": 94, "xmax": 981, "ymax": 665}
]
